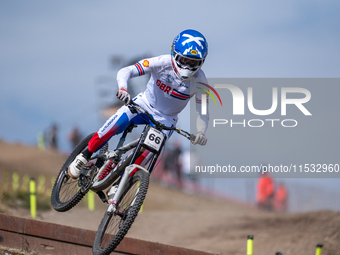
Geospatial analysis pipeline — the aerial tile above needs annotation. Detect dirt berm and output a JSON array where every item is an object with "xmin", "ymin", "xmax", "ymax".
[{"xmin": 0, "ymin": 140, "xmax": 340, "ymax": 255}]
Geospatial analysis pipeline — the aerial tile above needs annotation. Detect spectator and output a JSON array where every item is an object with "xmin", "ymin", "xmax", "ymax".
[
  {"xmin": 46, "ymin": 123, "xmax": 58, "ymax": 151},
  {"xmin": 68, "ymin": 127, "xmax": 83, "ymax": 149},
  {"xmin": 180, "ymin": 149, "xmax": 199, "ymax": 182},
  {"xmin": 256, "ymin": 172, "xmax": 275, "ymax": 211},
  {"xmin": 274, "ymin": 182, "xmax": 288, "ymax": 212},
  {"xmin": 163, "ymin": 141, "xmax": 183, "ymax": 188}
]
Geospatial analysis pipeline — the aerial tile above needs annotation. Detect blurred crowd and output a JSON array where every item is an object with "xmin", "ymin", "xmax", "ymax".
[
  {"xmin": 256, "ymin": 172, "xmax": 288, "ymax": 212},
  {"xmin": 38, "ymin": 123, "xmax": 83, "ymax": 153}
]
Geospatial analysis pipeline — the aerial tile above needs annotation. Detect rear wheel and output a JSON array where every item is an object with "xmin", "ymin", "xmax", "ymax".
[
  {"xmin": 51, "ymin": 133, "xmax": 95, "ymax": 212},
  {"xmin": 92, "ymin": 170, "xmax": 149, "ymax": 255}
]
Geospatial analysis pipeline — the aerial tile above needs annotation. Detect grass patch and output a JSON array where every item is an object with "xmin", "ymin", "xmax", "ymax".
[
  {"xmin": 0, "ymin": 190, "xmax": 51, "ymax": 211},
  {"xmin": 0, "ymin": 249, "xmax": 27, "ymax": 255}
]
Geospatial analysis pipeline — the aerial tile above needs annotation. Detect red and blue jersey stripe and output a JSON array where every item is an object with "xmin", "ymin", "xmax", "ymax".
[
  {"xmin": 170, "ymin": 89, "xmax": 190, "ymax": 100},
  {"xmin": 134, "ymin": 62, "xmax": 145, "ymax": 76}
]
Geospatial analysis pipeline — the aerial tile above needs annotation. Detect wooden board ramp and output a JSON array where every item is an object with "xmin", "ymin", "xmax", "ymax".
[{"xmin": 0, "ymin": 213, "xmax": 216, "ymax": 255}]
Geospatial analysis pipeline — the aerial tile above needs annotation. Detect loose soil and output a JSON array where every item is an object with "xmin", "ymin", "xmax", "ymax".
[{"xmin": 0, "ymin": 140, "xmax": 339, "ymax": 255}]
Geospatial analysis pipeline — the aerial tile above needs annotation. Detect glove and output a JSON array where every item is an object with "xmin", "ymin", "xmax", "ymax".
[
  {"xmin": 117, "ymin": 88, "xmax": 130, "ymax": 105},
  {"xmin": 192, "ymin": 131, "xmax": 207, "ymax": 146}
]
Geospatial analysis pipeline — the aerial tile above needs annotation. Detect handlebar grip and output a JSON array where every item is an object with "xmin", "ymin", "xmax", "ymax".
[
  {"xmin": 116, "ymin": 91, "xmax": 131, "ymax": 104},
  {"xmin": 129, "ymin": 100, "xmax": 137, "ymax": 106},
  {"xmin": 190, "ymin": 134, "xmax": 196, "ymax": 143}
]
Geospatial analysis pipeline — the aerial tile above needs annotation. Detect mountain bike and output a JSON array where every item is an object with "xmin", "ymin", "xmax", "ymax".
[{"xmin": 51, "ymin": 101, "xmax": 196, "ymax": 255}]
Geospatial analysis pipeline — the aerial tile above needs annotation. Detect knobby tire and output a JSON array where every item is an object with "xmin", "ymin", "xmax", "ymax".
[
  {"xmin": 51, "ymin": 133, "xmax": 95, "ymax": 212},
  {"xmin": 92, "ymin": 170, "xmax": 149, "ymax": 255}
]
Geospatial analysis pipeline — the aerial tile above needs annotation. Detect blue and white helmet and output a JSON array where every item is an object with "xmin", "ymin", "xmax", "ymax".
[{"xmin": 171, "ymin": 29, "xmax": 208, "ymax": 81}]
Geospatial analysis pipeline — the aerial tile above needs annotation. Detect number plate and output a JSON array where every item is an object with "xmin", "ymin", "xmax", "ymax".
[{"xmin": 143, "ymin": 127, "xmax": 165, "ymax": 152}]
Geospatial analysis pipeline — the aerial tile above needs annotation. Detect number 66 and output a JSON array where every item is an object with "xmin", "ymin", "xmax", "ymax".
[{"xmin": 149, "ymin": 133, "xmax": 161, "ymax": 144}]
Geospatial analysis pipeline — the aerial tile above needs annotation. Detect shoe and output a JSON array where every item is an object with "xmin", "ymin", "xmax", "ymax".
[
  {"xmin": 107, "ymin": 185, "xmax": 118, "ymax": 204},
  {"xmin": 68, "ymin": 154, "xmax": 88, "ymax": 179}
]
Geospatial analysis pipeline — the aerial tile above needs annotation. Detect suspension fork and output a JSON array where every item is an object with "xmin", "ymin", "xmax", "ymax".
[
  {"xmin": 106, "ymin": 128, "xmax": 147, "ymax": 213},
  {"xmin": 106, "ymin": 164, "xmax": 149, "ymax": 213},
  {"xmin": 106, "ymin": 126, "xmax": 165, "ymax": 213}
]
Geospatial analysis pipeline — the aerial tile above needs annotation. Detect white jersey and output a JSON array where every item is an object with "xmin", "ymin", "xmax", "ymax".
[{"xmin": 117, "ymin": 54, "xmax": 209, "ymax": 133}]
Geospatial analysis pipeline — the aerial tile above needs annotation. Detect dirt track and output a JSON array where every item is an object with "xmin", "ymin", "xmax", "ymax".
[{"xmin": 0, "ymin": 140, "xmax": 339, "ymax": 255}]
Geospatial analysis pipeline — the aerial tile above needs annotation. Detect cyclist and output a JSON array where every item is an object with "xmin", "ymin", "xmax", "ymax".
[{"xmin": 68, "ymin": 29, "xmax": 210, "ymax": 179}]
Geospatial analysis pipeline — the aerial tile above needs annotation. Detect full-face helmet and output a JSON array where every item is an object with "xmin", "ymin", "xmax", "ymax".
[{"xmin": 171, "ymin": 29, "xmax": 208, "ymax": 81}]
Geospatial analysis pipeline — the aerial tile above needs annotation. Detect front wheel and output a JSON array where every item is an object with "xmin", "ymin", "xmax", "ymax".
[
  {"xmin": 51, "ymin": 133, "xmax": 95, "ymax": 212},
  {"xmin": 92, "ymin": 170, "xmax": 149, "ymax": 255}
]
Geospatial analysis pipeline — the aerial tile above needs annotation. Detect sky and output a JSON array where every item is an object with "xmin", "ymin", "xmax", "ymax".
[
  {"xmin": 0, "ymin": 1, "xmax": 339, "ymax": 210},
  {"xmin": 1, "ymin": 0, "xmax": 339, "ymax": 151}
]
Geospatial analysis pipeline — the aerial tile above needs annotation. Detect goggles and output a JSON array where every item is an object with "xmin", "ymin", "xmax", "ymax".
[{"xmin": 175, "ymin": 55, "xmax": 203, "ymax": 70}]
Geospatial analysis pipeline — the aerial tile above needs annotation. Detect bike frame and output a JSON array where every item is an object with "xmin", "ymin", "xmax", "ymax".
[
  {"xmin": 106, "ymin": 124, "xmax": 168, "ymax": 213},
  {"xmin": 86, "ymin": 101, "xmax": 194, "ymax": 213}
]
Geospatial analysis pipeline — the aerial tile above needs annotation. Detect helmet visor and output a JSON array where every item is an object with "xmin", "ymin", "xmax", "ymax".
[{"xmin": 175, "ymin": 55, "xmax": 203, "ymax": 70}]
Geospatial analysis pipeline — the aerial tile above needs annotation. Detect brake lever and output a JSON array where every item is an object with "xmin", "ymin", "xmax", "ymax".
[
  {"xmin": 176, "ymin": 129, "xmax": 196, "ymax": 142},
  {"xmin": 115, "ymin": 91, "xmax": 131, "ymax": 105}
]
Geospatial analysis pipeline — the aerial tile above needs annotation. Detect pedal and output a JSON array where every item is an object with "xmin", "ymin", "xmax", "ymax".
[
  {"xmin": 96, "ymin": 190, "xmax": 108, "ymax": 204},
  {"xmin": 80, "ymin": 166, "xmax": 97, "ymax": 193}
]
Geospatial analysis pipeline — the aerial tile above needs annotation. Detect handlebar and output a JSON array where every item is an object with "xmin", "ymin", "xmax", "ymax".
[{"xmin": 128, "ymin": 101, "xmax": 196, "ymax": 142}]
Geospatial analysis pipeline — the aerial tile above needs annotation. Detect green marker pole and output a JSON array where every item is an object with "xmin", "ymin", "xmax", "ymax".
[
  {"xmin": 315, "ymin": 243, "xmax": 323, "ymax": 255},
  {"xmin": 37, "ymin": 131, "xmax": 45, "ymax": 150},
  {"xmin": 30, "ymin": 178, "xmax": 37, "ymax": 219},
  {"xmin": 12, "ymin": 172, "xmax": 19, "ymax": 191},
  {"xmin": 139, "ymin": 203, "xmax": 144, "ymax": 213},
  {"xmin": 137, "ymin": 182, "xmax": 143, "ymax": 213},
  {"xmin": 88, "ymin": 190, "xmax": 95, "ymax": 211},
  {"xmin": 247, "ymin": 235, "xmax": 253, "ymax": 255}
]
